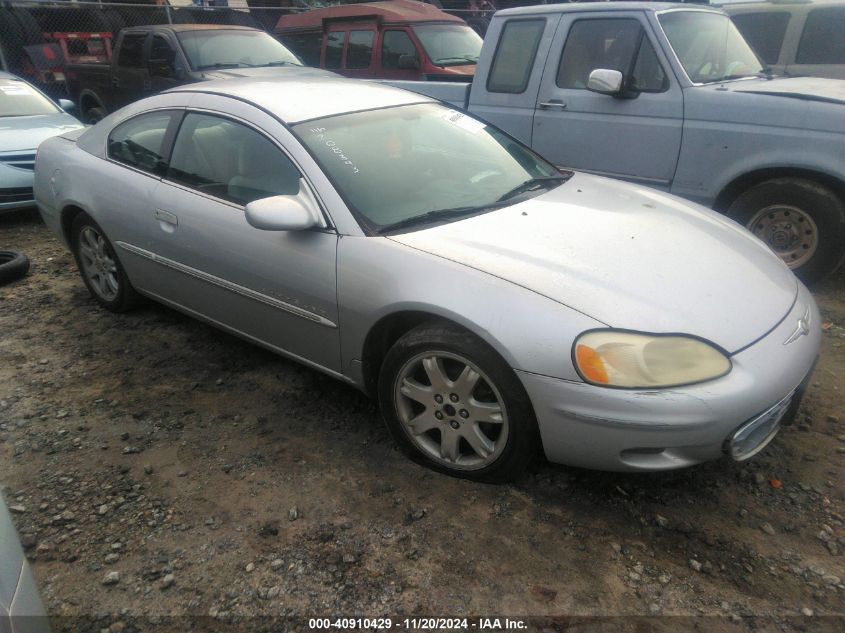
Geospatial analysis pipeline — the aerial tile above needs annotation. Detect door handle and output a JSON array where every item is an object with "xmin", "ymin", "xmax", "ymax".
[
  {"xmin": 111, "ymin": 76, "xmax": 120, "ymax": 87},
  {"xmin": 539, "ymin": 99, "xmax": 566, "ymax": 109},
  {"xmin": 143, "ymin": 79, "xmax": 152, "ymax": 91},
  {"xmin": 155, "ymin": 209, "xmax": 178, "ymax": 226}
]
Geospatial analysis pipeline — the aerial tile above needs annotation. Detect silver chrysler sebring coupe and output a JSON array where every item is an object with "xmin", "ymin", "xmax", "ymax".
[{"xmin": 34, "ymin": 71, "xmax": 821, "ymax": 481}]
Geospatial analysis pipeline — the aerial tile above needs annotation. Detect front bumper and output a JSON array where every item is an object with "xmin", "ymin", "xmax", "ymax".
[
  {"xmin": 518, "ymin": 283, "xmax": 821, "ymax": 471},
  {"xmin": 0, "ymin": 160, "xmax": 36, "ymax": 213}
]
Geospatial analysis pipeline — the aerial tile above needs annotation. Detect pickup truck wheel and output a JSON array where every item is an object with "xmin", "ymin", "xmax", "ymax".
[
  {"xmin": 728, "ymin": 178, "xmax": 845, "ymax": 284},
  {"xmin": 84, "ymin": 106, "xmax": 107, "ymax": 125},
  {"xmin": 70, "ymin": 213, "xmax": 142, "ymax": 312},
  {"xmin": 378, "ymin": 322, "xmax": 539, "ymax": 483}
]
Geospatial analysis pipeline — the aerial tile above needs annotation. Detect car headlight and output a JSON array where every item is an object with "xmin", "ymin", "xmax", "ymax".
[{"xmin": 573, "ymin": 330, "xmax": 731, "ymax": 388}]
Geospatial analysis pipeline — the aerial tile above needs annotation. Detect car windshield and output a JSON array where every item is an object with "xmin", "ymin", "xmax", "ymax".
[
  {"xmin": 413, "ymin": 24, "xmax": 482, "ymax": 66},
  {"xmin": 293, "ymin": 103, "xmax": 563, "ymax": 233},
  {"xmin": 177, "ymin": 30, "xmax": 302, "ymax": 70},
  {"xmin": 0, "ymin": 79, "xmax": 60, "ymax": 117},
  {"xmin": 659, "ymin": 11, "xmax": 764, "ymax": 83}
]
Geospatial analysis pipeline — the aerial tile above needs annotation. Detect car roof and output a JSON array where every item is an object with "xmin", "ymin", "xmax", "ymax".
[
  {"xmin": 168, "ymin": 69, "xmax": 433, "ymax": 124},
  {"xmin": 716, "ymin": 0, "xmax": 843, "ymax": 9},
  {"xmin": 497, "ymin": 2, "xmax": 724, "ymax": 17},
  {"xmin": 276, "ymin": 0, "xmax": 463, "ymax": 30},
  {"xmin": 125, "ymin": 24, "xmax": 261, "ymax": 33}
]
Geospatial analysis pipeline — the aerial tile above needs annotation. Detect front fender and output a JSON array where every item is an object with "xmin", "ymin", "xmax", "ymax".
[{"xmin": 337, "ymin": 235, "xmax": 604, "ymax": 384}]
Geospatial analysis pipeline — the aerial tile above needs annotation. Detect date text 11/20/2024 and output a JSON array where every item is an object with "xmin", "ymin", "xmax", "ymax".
[{"xmin": 308, "ymin": 617, "xmax": 528, "ymax": 630}]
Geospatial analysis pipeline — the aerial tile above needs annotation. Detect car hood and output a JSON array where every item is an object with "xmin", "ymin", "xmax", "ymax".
[
  {"xmin": 728, "ymin": 76, "xmax": 845, "ymax": 105},
  {"xmin": 389, "ymin": 173, "xmax": 797, "ymax": 353},
  {"xmin": 0, "ymin": 112, "xmax": 83, "ymax": 152}
]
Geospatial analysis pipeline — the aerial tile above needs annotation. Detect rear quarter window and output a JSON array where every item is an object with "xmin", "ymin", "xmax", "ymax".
[
  {"xmin": 730, "ymin": 12, "xmax": 790, "ymax": 65},
  {"xmin": 486, "ymin": 19, "xmax": 545, "ymax": 94},
  {"xmin": 797, "ymin": 7, "xmax": 845, "ymax": 64}
]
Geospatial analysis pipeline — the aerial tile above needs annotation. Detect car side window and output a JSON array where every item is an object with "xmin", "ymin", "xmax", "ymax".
[
  {"xmin": 730, "ymin": 12, "xmax": 790, "ymax": 66},
  {"xmin": 487, "ymin": 19, "xmax": 545, "ymax": 94},
  {"xmin": 382, "ymin": 30, "xmax": 416, "ymax": 70},
  {"xmin": 118, "ymin": 34, "xmax": 147, "ymax": 68},
  {"xmin": 347, "ymin": 30, "xmax": 375, "ymax": 69},
  {"xmin": 107, "ymin": 111, "xmax": 176, "ymax": 175},
  {"xmin": 325, "ymin": 32, "xmax": 345, "ymax": 70},
  {"xmin": 557, "ymin": 19, "xmax": 666, "ymax": 92},
  {"xmin": 797, "ymin": 8, "xmax": 845, "ymax": 64},
  {"xmin": 167, "ymin": 113, "xmax": 301, "ymax": 206}
]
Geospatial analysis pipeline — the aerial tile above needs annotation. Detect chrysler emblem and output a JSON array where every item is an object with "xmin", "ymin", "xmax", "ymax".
[{"xmin": 783, "ymin": 307, "xmax": 811, "ymax": 345}]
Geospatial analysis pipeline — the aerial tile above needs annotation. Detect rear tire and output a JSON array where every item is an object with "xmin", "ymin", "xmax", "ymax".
[
  {"xmin": 378, "ymin": 322, "xmax": 539, "ymax": 483},
  {"xmin": 70, "ymin": 213, "xmax": 142, "ymax": 312},
  {"xmin": 727, "ymin": 177, "xmax": 845, "ymax": 284}
]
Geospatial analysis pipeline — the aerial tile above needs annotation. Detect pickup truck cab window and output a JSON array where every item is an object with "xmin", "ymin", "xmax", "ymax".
[
  {"xmin": 107, "ymin": 111, "xmax": 178, "ymax": 176},
  {"xmin": 150, "ymin": 35, "xmax": 176, "ymax": 69},
  {"xmin": 487, "ymin": 19, "xmax": 545, "ymax": 94},
  {"xmin": 658, "ymin": 11, "xmax": 763, "ymax": 83},
  {"xmin": 797, "ymin": 7, "xmax": 845, "ymax": 64},
  {"xmin": 118, "ymin": 34, "xmax": 147, "ymax": 69},
  {"xmin": 557, "ymin": 19, "xmax": 666, "ymax": 92},
  {"xmin": 167, "ymin": 113, "xmax": 301, "ymax": 206}
]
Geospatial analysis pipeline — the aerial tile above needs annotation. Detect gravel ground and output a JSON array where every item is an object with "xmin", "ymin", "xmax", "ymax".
[{"xmin": 1, "ymin": 209, "xmax": 844, "ymax": 632}]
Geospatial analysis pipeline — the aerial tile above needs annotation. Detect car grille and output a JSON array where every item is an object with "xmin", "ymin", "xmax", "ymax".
[
  {"xmin": 0, "ymin": 187, "xmax": 34, "ymax": 203},
  {"xmin": 0, "ymin": 153, "xmax": 36, "ymax": 171}
]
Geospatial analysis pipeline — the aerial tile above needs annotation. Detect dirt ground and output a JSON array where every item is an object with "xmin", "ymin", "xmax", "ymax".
[{"xmin": 1, "ymin": 208, "xmax": 844, "ymax": 632}]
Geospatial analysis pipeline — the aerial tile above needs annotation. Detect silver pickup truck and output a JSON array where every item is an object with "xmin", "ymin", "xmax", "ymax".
[{"xmin": 386, "ymin": 2, "xmax": 845, "ymax": 283}]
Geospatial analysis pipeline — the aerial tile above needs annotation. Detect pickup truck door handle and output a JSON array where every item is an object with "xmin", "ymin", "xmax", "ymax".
[
  {"xmin": 111, "ymin": 76, "xmax": 120, "ymax": 88},
  {"xmin": 155, "ymin": 209, "xmax": 178, "ymax": 227},
  {"xmin": 143, "ymin": 79, "xmax": 152, "ymax": 91},
  {"xmin": 539, "ymin": 99, "xmax": 566, "ymax": 109}
]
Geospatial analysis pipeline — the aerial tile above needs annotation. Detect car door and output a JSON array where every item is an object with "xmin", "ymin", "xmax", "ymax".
[
  {"xmin": 97, "ymin": 108, "xmax": 182, "ymax": 289},
  {"xmin": 112, "ymin": 32, "xmax": 150, "ymax": 110},
  {"xmin": 531, "ymin": 14, "xmax": 683, "ymax": 189},
  {"xmin": 787, "ymin": 6, "xmax": 845, "ymax": 79},
  {"xmin": 147, "ymin": 105, "xmax": 341, "ymax": 373}
]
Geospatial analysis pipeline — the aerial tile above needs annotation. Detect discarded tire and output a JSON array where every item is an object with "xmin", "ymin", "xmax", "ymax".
[{"xmin": 0, "ymin": 250, "xmax": 31, "ymax": 285}]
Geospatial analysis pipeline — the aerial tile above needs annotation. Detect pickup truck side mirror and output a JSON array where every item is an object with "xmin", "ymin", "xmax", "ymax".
[
  {"xmin": 149, "ymin": 59, "xmax": 176, "ymax": 79},
  {"xmin": 397, "ymin": 54, "xmax": 420, "ymax": 71},
  {"xmin": 586, "ymin": 69, "xmax": 625, "ymax": 97}
]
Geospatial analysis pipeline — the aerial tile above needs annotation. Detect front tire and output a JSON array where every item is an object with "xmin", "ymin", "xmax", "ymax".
[
  {"xmin": 378, "ymin": 322, "xmax": 539, "ymax": 483},
  {"xmin": 727, "ymin": 178, "xmax": 845, "ymax": 284},
  {"xmin": 70, "ymin": 213, "xmax": 141, "ymax": 312}
]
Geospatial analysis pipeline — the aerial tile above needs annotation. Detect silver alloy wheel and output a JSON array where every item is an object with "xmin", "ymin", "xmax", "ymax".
[
  {"xmin": 747, "ymin": 204, "xmax": 818, "ymax": 269},
  {"xmin": 394, "ymin": 351, "xmax": 509, "ymax": 471},
  {"xmin": 78, "ymin": 226, "xmax": 119, "ymax": 302}
]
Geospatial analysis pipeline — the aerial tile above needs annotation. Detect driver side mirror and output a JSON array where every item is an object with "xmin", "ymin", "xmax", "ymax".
[
  {"xmin": 397, "ymin": 54, "xmax": 420, "ymax": 71},
  {"xmin": 586, "ymin": 69, "xmax": 625, "ymax": 97},
  {"xmin": 149, "ymin": 59, "xmax": 176, "ymax": 79},
  {"xmin": 245, "ymin": 186, "xmax": 322, "ymax": 232}
]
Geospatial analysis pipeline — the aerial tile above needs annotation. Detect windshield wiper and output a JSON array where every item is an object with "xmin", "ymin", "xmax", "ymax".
[
  {"xmin": 434, "ymin": 55, "xmax": 479, "ymax": 66},
  {"xmin": 263, "ymin": 60, "xmax": 302, "ymax": 67},
  {"xmin": 377, "ymin": 205, "xmax": 495, "ymax": 234},
  {"xmin": 495, "ymin": 175, "xmax": 569, "ymax": 204},
  {"xmin": 196, "ymin": 62, "xmax": 252, "ymax": 70}
]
